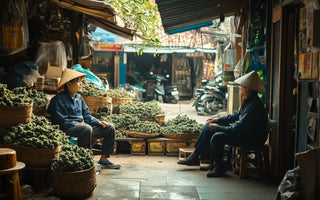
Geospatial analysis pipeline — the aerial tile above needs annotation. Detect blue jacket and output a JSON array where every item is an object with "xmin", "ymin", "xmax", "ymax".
[
  {"xmin": 216, "ymin": 93, "xmax": 268, "ymax": 145},
  {"xmin": 47, "ymin": 90, "xmax": 99, "ymax": 132}
]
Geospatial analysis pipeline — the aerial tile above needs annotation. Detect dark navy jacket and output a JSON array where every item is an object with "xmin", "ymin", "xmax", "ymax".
[
  {"xmin": 47, "ymin": 90, "xmax": 99, "ymax": 132},
  {"xmin": 215, "ymin": 93, "xmax": 268, "ymax": 145}
]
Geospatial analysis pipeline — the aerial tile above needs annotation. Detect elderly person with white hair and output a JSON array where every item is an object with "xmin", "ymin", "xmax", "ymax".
[{"xmin": 178, "ymin": 71, "xmax": 268, "ymax": 177}]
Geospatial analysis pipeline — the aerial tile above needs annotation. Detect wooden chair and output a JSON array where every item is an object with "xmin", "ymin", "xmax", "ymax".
[
  {"xmin": 234, "ymin": 119, "xmax": 277, "ymax": 179},
  {"xmin": 0, "ymin": 148, "xmax": 25, "ymax": 200}
]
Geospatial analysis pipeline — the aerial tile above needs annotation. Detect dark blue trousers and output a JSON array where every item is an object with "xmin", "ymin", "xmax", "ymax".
[{"xmin": 66, "ymin": 124, "xmax": 115, "ymax": 155}]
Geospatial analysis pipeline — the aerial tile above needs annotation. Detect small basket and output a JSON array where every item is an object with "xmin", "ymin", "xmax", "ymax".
[
  {"xmin": 51, "ymin": 166, "xmax": 97, "ymax": 199},
  {"xmin": 112, "ymin": 97, "xmax": 133, "ymax": 109},
  {"xmin": 0, "ymin": 141, "xmax": 61, "ymax": 167},
  {"xmin": 33, "ymin": 104, "xmax": 47, "ymax": 116},
  {"xmin": 117, "ymin": 128, "xmax": 160, "ymax": 139},
  {"xmin": 162, "ymin": 132, "xmax": 200, "ymax": 140},
  {"xmin": 83, "ymin": 96, "xmax": 112, "ymax": 113},
  {"xmin": 135, "ymin": 114, "xmax": 165, "ymax": 125},
  {"xmin": 0, "ymin": 103, "xmax": 33, "ymax": 129}
]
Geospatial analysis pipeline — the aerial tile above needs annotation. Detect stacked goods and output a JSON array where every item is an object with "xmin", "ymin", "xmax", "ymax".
[
  {"xmin": 161, "ymin": 115, "xmax": 203, "ymax": 139},
  {"xmin": 2, "ymin": 115, "xmax": 68, "ymax": 166},
  {"xmin": 12, "ymin": 87, "xmax": 48, "ymax": 116},
  {"xmin": 102, "ymin": 113, "xmax": 161, "ymax": 138},
  {"xmin": 0, "ymin": 84, "xmax": 33, "ymax": 128},
  {"xmin": 81, "ymin": 78, "xmax": 112, "ymax": 113},
  {"xmin": 106, "ymin": 89, "xmax": 134, "ymax": 110},
  {"xmin": 119, "ymin": 101, "xmax": 165, "ymax": 124},
  {"xmin": 51, "ymin": 144, "xmax": 96, "ymax": 199}
]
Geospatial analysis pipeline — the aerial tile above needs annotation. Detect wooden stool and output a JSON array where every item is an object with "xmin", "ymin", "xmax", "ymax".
[
  {"xmin": 234, "ymin": 145, "xmax": 270, "ymax": 179},
  {"xmin": 0, "ymin": 148, "xmax": 25, "ymax": 200},
  {"xmin": 178, "ymin": 147, "xmax": 194, "ymax": 160}
]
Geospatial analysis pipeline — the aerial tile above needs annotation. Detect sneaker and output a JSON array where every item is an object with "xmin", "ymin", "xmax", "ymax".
[
  {"xmin": 98, "ymin": 160, "xmax": 121, "ymax": 169},
  {"xmin": 177, "ymin": 158, "xmax": 200, "ymax": 166},
  {"xmin": 200, "ymin": 164, "xmax": 215, "ymax": 171}
]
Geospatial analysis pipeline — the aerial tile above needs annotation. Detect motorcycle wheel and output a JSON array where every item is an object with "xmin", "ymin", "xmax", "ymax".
[
  {"xmin": 195, "ymin": 100, "xmax": 201, "ymax": 112},
  {"xmin": 168, "ymin": 95, "xmax": 177, "ymax": 104},
  {"xmin": 203, "ymin": 99, "xmax": 219, "ymax": 115}
]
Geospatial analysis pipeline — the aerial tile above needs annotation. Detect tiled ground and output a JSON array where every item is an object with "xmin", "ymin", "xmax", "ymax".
[{"xmin": 89, "ymin": 154, "xmax": 278, "ymax": 200}]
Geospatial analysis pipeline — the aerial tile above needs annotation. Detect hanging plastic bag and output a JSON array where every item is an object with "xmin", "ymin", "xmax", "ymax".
[
  {"xmin": 36, "ymin": 41, "xmax": 67, "ymax": 75},
  {"xmin": 71, "ymin": 64, "xmax": 104, "ymax": 88},
  {"xmin": 0, "ymin": 0, "xmax": 29, "ymax": 55}
]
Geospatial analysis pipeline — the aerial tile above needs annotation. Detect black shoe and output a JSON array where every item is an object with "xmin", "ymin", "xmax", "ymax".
[
  {"xmin": 207, "ymin": 166, "xmax": 226, "ymax": 177},
  {"xmin": 200, "ymin": 164, "xmax": 215, "ymax": 171},
  {"xmin": 177, "ymin": 153, "xmax": 200, "ymax": 166}
]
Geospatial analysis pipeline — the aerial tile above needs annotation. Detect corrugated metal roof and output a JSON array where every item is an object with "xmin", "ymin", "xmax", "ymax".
[
  {"xmin": 50, "ymin": 0, "xmax": 134, "ymax": 40},
  {"xmin": 156, "ymin": 0, "xmax": 244, "ymax": 34}
]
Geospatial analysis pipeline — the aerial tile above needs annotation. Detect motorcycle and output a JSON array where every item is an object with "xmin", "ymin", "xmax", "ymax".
[
  {"xmin": 193, "ymin": 75, "xmax": 227, "ymax": 115},
  {"xmin": 152, "ymin": 73, "xmax": 179, "ymax": 104}
]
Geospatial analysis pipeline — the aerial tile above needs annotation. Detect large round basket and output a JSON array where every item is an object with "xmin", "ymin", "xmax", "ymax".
[
  {"xmin": 51, "ymin": 166, "xmax": 97, "ymax": 199},
  {"xmin": 0, "ymin": 141, "xmax": 61, "ymax": 167},
  {"xmin": 112, "ymin": 97, "xmax": 133, "ymax": 109},
  {"xmin": 33, "ymin": 104, "xmax": 47, "ymax": 116},
  {"xmin": 162, "ymin": 132, "xmax": 200, "ymax": 140},
  {"xmin": 0, "ymin": 103, "xmax": 33, "ymax": 129},
  {"xmin": 83, "ymin": 96, "xmax": 112, "ymax": 113},
  {"xmin": 140, "ymin": 114, "xmax": 165, "ymax": 125},
  {"xmin": 117, "ymin": 129, "xmax": 160, "ymax": 139}
]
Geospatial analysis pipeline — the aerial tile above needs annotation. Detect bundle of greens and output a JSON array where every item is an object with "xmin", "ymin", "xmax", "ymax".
[
  {"xmin": 51, "ymin": 144, "xmax": 93, "ymax": 172},
  {"xmin": 161, "ymin": 115, "xmax": 203, "ymax": 134},
  {"xmin": 12, "ymin": 87, "xmax": 48, "ymax": 106},
  {"xmin": 119, "ymin": 101, "xmax": 164, "ymax": 118},
  {"xmin": 106, "ymin": 89, "xmax": 133, "ymax": 98},
  {"xmin": 3, "ymin": 115, "xmax": 69, "ymax": 148},
  {"xmin": 115, "ymin": 130, "xmax": 128, "ymax": 138},
  {"xmin": 0, "ymin": 84, "xmax": 32, "ymax": 107},
  {"xmin": 81, "ymin": 78, "xmax": 108, "ymax": 97},
  {"xmin": 102, "ymin": 113, "xmax": 140, "ymax": 130},
  {"xmin": 126, "ymin": 120, "xmax": 161, "ymax": 134}
]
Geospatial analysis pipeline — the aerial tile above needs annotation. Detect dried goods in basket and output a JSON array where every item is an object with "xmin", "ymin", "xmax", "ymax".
[
  {"xmin": 162, "ymin": 132, "xmax": 200, "ymax": 140},
  {"xmin": 0, "ymin": 141, "xmax": 61, "ymax": 167},
  {"xmin": 117, "ymin": 128, "xmax": 161, "ymax": 139},
  {"xmin": 0, "ymin": 103, "xmax": 33, "ymax": 129},
  {"xmin": 51, "ymin": 166, "xmax": 96, "ymax": 199},
  {"xmin": 82, "ymin": 96, "xmax": 112, "ymax": 113}
]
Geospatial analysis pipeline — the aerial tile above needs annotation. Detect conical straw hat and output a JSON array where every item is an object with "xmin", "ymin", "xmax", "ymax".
[
  {"xmin": 234, "ymin": 71, "xmax": 266, "ymax": 93},
  {"xmin": 58, "ymin": 68, "xmax": 86, "ymax": 90}
]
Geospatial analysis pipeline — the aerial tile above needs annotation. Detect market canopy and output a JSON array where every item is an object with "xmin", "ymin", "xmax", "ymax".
[
  {"xmin": 155, "ymin": 0, "xmax": 244, "ymax": 34},
  {"xmin": 50, "ymin": 0, "xmax": 134, "ymax": 40}
]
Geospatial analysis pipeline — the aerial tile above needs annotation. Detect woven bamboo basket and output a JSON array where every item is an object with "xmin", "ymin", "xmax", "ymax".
[
  {"xmin": 0, "ymin": 103, "xmax": 33, "ymax": 129},
  {"xmin": 33, "ymin": 104, "xmax": 47, "ymax": 116},
  {"xmin": 51, "ymin": 166, "xmax": 97, "ymax": 199},
  {"xmin": 0, "ymin": 141, "xmax": 61, "ymax": 167},
  {"xmin": 83, "ymin": 96, "xmax": 112, "ymax": 113},
  {"xmin": 162, "ymin": 132, "xmax": 200, "ymax": 140},
  {"xmin": 112, "ymin": 97, "xmax": 133, "ymax": 109},
  {"xmin": 117, "ymin": 128, "xmax": 160, "ymax": 139}
]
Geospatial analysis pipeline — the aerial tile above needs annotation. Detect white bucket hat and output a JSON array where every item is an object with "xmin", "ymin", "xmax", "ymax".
[
  {"xmin": 234, "ymin": 71, "xmax": 266, "ymax": 93},
  {"xmin": 58, "ymin": 68, "xmax": 86, "ymax": 90}
]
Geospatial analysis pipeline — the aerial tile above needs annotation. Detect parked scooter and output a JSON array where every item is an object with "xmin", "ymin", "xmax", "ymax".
[{"xmin": 152, "ymin": 73, "xmax": 179, "ymax": 104}]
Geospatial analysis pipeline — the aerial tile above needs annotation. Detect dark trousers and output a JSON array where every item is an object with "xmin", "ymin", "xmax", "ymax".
[
  {"xmin": 195, "ymin": 125, "xmax": 257, "ymax": 167},
  {"xmin": 66, "ymin": 124, "xmax": 115, "ymax": 155}
]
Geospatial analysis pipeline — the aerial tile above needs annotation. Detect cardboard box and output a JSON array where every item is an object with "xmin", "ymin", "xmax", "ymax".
[
  {"xmin": 148, "ymin": 138, "xmax": 166, "ymax": 155},
  {"xmin": 46, "ymin": 66, "xmax": 63, "ymax": 77},
  {"xmin": 43, "ymin": 77, "xmax": 60, "ymax": 92},
  {"xmin": 129, "ymin": 140, "xmax": 146, "ymax": 155},
  {"xmin": 166, "ymin": 139, "xmax": 188, "ymax": 155}
]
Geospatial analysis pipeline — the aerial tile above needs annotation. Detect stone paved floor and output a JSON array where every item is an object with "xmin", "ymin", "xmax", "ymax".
[{"xmin": 88, "ymin": 154, "xmax": 277, "ymax": 200}]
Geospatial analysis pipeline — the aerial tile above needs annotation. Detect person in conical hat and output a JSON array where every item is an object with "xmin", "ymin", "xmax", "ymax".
[
  {"xmin": 48, "ymin": 68, "xmax": 120, "ymax": 169},
  {"xmin": 178, "ymin": 70, "xmax": 268, "ymax": 178}
]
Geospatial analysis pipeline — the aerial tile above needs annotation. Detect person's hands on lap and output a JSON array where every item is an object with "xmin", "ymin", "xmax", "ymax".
[
  {"xmin": 208, "ymin": 123, "xmax": 218, "ymax": 130},
  {"xmin": 99, "ymin": 121, "xmax": 109, "ymax": 128},
  {"xmin": 205, "ymin": 118, "xmax": 218, "ymax": 126}
]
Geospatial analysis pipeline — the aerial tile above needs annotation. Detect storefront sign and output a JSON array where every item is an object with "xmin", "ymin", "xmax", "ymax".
[{"xmin": 92, "ymin": 42, "xmax": 123, "ymax": 51}]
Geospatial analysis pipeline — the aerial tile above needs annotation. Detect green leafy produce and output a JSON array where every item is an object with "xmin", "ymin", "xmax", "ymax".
[
  {"xmin": 3, "ymin": 115, "xmax": 69, "ymax": 148},
  {"xmin": 126, "ymin": 120, "xmax": 161, "ymax": 134},
  {"xmin": 0, "ymin": 84, "xmax": 32, "ymax": 107},
  {"xmin": 102, "ymin": 113, "xmax": 140, "ymax": 130},
  {"xmin": 119, "ymin": 101, "xmax": 164, "ymax": 118},
  {"xmin": 115, "ymin": 130, "xmax": 128, "ymax": 138},
  {"xmin": 161, "ymin": 115, "xmax": 203, "ymax": 134},
  {"xmin": 51, "ymin": 144, "xmax": 94, "ymax": 172},
  {"xmin": 12, "ymin": 87, "xmax": 48, "ymax": 106},
  {"xmin": 81, "ymin": 78, "xmax": 109, "ymax": 97},
  {"xmin": 106, "ymin": 89, "xmax": 133, "ymax": 98}
]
